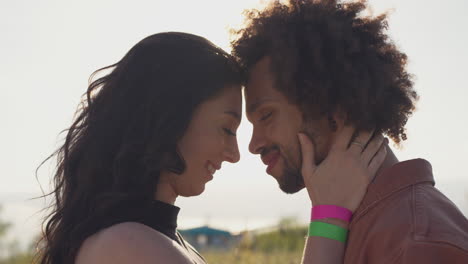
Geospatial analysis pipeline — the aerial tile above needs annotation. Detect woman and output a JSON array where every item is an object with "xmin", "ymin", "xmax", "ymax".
[{"xmin": 38, "ymin": 32, "xmax": 386, "ymax": 264}]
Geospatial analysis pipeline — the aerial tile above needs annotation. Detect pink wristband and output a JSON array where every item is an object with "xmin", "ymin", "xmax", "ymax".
[{"xmin": 311, "ymin": 205, "xmax": 353, "ymax": 223}]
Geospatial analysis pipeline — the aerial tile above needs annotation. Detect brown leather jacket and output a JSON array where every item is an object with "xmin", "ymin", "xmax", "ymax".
[{"xmin": 344, "ymin": 159, "xmax": 468, "ymax": 264}]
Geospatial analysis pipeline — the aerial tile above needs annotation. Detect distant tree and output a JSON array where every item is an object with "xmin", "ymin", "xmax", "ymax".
[
  {"xmin": 278, "ymin": 216, "xmax": 301, "ymax": 231},
  {"xmin": 0, "ymin": 205, "xmax": 34, "ymax": 264},
  {"xmin": 0, "ymin": 206, "xmax": 12, "ymax": 259},
  {"xmin": 239, "ymin": 217, "xmax": 307, "ymax": 253}
]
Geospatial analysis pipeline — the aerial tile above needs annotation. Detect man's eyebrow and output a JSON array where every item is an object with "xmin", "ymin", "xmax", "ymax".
[
  {"xmin": 224, "ymin": 111, "xmax": 241, "ymax": 121},
  {"xmin": 247, "ymin": 99, "xmax": 272, "ymax": 113}
]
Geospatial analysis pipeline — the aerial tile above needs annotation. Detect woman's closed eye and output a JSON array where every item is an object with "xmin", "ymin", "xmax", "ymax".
[{"xmin": 223, "ymin": 128, "xmax": 237, "ymax": 136}]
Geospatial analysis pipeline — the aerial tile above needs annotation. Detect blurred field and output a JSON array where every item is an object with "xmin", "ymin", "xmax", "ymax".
[
  {"xmin": 0, "ymin": 253, "xmax": 34, "ymax": 264},
  {"xmin": 202, "ymin": 219, "xmax": 307, "ymax": 264},
  {"xmin": 203, "ymin": 249, "xmax": 303, "ymax": 264}
]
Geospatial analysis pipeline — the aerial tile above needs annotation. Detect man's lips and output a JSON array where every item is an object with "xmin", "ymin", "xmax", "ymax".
[{"xmin": 262, "ymin": 152, "xmax": 281, "ymax": 174}]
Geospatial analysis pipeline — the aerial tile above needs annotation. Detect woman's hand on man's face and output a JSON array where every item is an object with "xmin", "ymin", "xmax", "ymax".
[{"xmin": 298, "ymin": 125, "xmax": 388, "ymax": 212}]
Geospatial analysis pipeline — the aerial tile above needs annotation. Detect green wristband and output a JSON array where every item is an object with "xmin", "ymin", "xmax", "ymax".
[{"xmin": 308, "ymin": 221, "xmax": 348, "ymax": 243}]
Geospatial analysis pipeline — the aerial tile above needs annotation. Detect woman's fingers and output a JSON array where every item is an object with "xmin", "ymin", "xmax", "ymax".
[
  {"xmin": 331, "ymin": 125, "xmax": 356, "ymax": 151},
  {"xmin": 298, "ymin": 127, "xmax": 388, "ymax": 211},
  {"xmin": 297, "ymin": 133, "xmax": 317, "ymax": 176},
  {"xmin": 361, "ymin": 134, "xmax": 386, "ymax": 165},
  {"xmin": 348, "ymin": 129, "xmax": 375, "ymax": 155},
  {"xmin": 367, "ymin": 141, "xmax": 388, "ymax": 181}
]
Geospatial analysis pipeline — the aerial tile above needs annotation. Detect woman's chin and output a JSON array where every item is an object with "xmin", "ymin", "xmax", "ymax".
[{"xmin": 181, "ymin": 185, "xmax": 206, "ymax": 197}]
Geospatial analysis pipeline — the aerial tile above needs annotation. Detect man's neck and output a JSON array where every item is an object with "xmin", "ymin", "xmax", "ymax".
[{"xmin": 374, "ymin": 145, "xmax": 399, "ymax": 182}]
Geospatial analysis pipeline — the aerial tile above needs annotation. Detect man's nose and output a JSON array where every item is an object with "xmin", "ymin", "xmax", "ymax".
[{"xmin": 249, "ymin": 127, "xmax": 266, "ymax": 155}]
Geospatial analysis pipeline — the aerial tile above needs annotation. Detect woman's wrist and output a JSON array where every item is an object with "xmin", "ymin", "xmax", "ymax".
[
  {"xmin": 314, "ymin": 217, "xmax": 349, "ymax": 229},
  {"xmin": 311, "ymin": 204, "xmax": 353, "ymax": 222},
  {"xmin": 307, "ymin": 205, "xmax": 351, "ymax": 243}
]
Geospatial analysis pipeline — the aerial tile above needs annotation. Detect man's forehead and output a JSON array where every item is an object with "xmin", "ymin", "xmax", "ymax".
[
  {"xmin": 245, "ymin": 66, "xmax": 274, "ymax": 96},
  {"xmin": 246, "ymin": 57, "xmax": 273, "ymax": 86},
  {"xmin": 244, "ymin": 82, "xmax": 282, "ymax": 114},
  {"xmin": 244, "ymin": 56, "xmax": 280, "ymax": 112}
]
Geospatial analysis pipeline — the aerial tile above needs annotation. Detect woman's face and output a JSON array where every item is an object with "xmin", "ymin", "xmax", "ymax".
[{"xmin": 162, "ymin": 85, "xmax": 242, "ymax": 197}]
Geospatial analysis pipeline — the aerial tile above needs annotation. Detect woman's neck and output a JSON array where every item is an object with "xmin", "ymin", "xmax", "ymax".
[{"xmin": 154, "ymin": 173, "xmax": 178, "ymax": 204}]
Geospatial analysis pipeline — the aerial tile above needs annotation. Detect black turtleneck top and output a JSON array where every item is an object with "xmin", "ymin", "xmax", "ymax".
[{"xmin": 97, "ymin": 199, "xmax": 206, "ymax": 263}]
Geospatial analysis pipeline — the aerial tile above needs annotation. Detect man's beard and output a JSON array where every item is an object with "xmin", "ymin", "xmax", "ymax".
[
  {"xmin": 275, "ymin": 131, "xmax": 327, "ymax": 194},
  {"xmin": 277, "ymin": 149, "xmax": 305, "ymax": 194}
]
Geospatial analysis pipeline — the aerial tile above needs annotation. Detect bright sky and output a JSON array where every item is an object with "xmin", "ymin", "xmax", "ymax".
[{"xmin": 1, "ymin": 0, "xmax": 467, "ymax": 249}]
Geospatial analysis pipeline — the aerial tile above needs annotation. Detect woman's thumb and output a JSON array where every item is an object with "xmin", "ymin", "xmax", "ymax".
[{"xmin": 297, "ymin": 133, "xmax": 317, "ymax": 176}]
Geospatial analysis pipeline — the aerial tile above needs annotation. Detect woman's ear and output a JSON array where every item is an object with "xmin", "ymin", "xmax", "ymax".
[{"xmin": 161, "ymin": 147, "xmax": 186, "ymax": 175}]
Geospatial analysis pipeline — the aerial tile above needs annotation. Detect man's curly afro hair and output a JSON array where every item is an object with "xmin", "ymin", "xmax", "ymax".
[{"xmin": 231, "ymin": 0, "xmax": 418, "ymax": 144}]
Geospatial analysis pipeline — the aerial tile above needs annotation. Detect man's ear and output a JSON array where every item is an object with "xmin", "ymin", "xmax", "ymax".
[
  {"xmin": 327, "ymin": 115, "xmax": 338, "ymax": 131},
  {"xmin": 329, "ymin": 109, "xmax": 347, "ymax": 132}
]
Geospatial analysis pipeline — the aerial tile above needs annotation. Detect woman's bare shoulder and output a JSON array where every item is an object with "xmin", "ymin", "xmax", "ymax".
[{"xmin": 75, "ymin": 222, "xmax": 193, "ymax": 264}]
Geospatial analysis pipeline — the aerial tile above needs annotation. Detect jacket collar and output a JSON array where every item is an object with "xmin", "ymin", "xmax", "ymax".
[{"xmin": 350, "ymin": 159, "xmax": 434, "ymax": 227}]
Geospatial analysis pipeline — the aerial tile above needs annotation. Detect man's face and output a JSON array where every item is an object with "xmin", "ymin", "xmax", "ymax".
[{"xmin": 245, "ymin": 56, "xmax": 334, "ymax": 193}]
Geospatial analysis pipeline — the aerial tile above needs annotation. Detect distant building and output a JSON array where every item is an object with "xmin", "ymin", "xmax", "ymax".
[{"xmin": 179, "ymin": 225, "xmax": 241, "ymax": 251}]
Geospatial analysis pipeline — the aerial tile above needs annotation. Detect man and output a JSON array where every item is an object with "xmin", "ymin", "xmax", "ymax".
[{"xmin": 232, "ymin": 0, "xmax": 468, "ymax": 263}]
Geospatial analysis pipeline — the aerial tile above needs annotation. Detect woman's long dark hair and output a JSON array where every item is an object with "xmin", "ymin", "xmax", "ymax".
[{"xmin": 37, "ymin": 32, "xmax": 242, "ymax": 264}]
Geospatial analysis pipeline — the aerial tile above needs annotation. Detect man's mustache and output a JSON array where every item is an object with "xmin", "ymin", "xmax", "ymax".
[{"xmin": 260, "ymin": 145, "xmax": 281, "ymax": 158}]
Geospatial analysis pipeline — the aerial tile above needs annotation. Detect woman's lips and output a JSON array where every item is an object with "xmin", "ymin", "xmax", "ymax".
[{"xmin": 205, "ymin": 161, "xmax": 219, "ymax": 180}]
